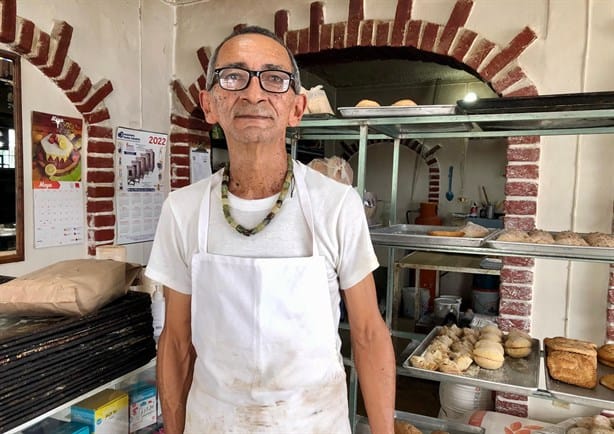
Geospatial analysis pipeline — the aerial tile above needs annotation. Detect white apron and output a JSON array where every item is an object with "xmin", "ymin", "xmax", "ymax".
[{"xmin": 185, "ymin": 163, "xmax": 350, "ymax": 434}]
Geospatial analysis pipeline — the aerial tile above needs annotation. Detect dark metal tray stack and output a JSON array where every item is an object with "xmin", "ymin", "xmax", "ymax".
[{"xmin": 0, "ymin": 291, "xmax": 157, "ymax": 432}]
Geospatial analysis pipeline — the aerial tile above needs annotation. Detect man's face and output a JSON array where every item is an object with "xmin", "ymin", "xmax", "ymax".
[{"xmin": 200, "ymin": 34, "xmax": 306, "ymax": 146}]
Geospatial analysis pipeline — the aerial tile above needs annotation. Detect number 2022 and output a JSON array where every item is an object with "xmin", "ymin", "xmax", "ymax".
[{"xmin": 148, "ymin": 136, "xmax": 166, "ymax": 145}]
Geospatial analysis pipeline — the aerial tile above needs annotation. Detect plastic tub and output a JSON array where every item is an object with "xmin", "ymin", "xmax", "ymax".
[{"xmin": 472, "ymin": 289, "xmax": 499, "ymax": 315}]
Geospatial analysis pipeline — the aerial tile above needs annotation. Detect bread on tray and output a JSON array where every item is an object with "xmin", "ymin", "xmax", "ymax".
[{"xmin": 544, "ymin": 336, "xmax": 598, "ymax": 389}]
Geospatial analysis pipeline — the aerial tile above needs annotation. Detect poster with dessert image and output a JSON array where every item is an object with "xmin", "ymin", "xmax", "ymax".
[
  {"xmin": 115, "ymin": 126, "xmax": 166, "ymax": 245},
  {"xmin": 31, "ymin": 111, "xmax": 84, "ymax": 248}
]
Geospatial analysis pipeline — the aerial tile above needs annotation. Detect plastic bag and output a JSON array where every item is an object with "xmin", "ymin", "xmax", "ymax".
[
  {"xmin": 307, "ymin": 156, "xmax": 353, "ymax": 185},
  {"xmin": 306, "ymin": 85, "xmax": 334, "ymax": 114}
]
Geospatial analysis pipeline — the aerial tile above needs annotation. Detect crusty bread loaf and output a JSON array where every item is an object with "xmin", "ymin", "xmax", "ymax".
[
  {"xmin": 599, "ymin": 373, "xmax": 614, "ymax": 391},
  {"xmin": 496, "ymin": 229, "xmax": 529, "ymax": 242},
  {"xmin": 544, "ymin": 337, "xmax": 597, "ymax": 389},
  {"xmin": 355, "ymin": 99, "xmax": 380, "ymax": 108},
  {"xmin": 597, "ymin": 343, "xmax": 614, "ymax": 368},
  {"xmin": 585, "ymin": 232, "xmax": 614, "ymax": 247},
  {"xmin": 394, "ymin": 419, "xmax": 422, "ymax": 434},
  {"xmin": 391, "ymin": 99, "xmax": 417, "ymax": 107},
  {"xmin": 554, "ymin": 231, "xmax": 589, "ymax": 246}
]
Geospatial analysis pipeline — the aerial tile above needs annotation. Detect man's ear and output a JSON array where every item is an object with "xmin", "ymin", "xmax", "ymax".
[
  {"xmin": 287, "ymin": 93, "xmax": 307, "ymax": 127},
  {"xmin": 199, "ymin": 90, "xmax": 218, "ymax": 124}
]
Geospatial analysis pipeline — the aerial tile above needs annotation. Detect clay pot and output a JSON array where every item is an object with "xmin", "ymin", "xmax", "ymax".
[{"xmin": 415, "ymin": 202, "xmax": 442, "ymax": 226}]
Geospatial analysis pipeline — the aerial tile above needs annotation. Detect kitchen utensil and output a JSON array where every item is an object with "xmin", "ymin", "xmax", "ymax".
[
  {"xmin": 446, "ymin": 166, "xmax": 454, "ymax": 201},
  {"xmin": 481, "ymin": 185, "xmax": 490, "ymax": 205}
]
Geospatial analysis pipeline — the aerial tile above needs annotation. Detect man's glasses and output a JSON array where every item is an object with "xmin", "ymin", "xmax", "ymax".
[{"xmin": 212, "ymin": 67, "xmax": 296, "ymax": 94}]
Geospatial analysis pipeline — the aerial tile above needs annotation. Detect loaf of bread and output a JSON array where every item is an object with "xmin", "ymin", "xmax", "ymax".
[
  {"xmin": 355, "ymin": 99, "xmax": 380, "ymax": 108},
  {"xmin": 496, "ymin": 229, "xmax": 529, "ymax": 242},
  {"xmin": 554, "ymin": 231, "xmax": 589, "ymax": 246},
  {"xmin": 394, "ymin": 419, "xmax": 422, "ymax": 434},
  {"xmin": 544, "ymin": 336, "xmax": 597, "ymax": 389},
  {"xmin": 597, "ymin": 343, "xmax": 614, "ymax": 367},
  {"xmin": 391, "ymin": 98, "xmax": 417, "ymax": 107},
  {"xmin": 585, "ymin": 232, "xmax": 614, "ymax": 247}
]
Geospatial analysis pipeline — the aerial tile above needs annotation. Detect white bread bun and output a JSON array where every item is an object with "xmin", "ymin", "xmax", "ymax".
[
  {"xmin": 355, "ymin": 99, "xmax": 380, "ymax": 108},
  {"xmin": 473, "ymin": 341, "xmax": 505, "ymax": 370},
  {"xmin": 392, "ymin": 98, "xmax": 417, "ymax": 107}
]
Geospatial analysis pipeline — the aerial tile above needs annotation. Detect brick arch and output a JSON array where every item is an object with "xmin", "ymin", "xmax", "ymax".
[
  {"xmin": 0, "ymin": 0, "xmax": 116, "ymax": 256},
  {"xmin": 169, "ymin": 0, "xmax": 542, "ymax": 417}
]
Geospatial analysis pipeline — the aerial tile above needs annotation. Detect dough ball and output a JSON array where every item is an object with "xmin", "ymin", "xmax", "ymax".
[{"xmin": 355, "ymin": 99, "xmax": 380, "ymax": 108}]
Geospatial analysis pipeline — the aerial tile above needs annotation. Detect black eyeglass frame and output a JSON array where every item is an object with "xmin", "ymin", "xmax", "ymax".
[{"xmin": 211, "ymin": 67, "xmax": 297, "ymax": 94}]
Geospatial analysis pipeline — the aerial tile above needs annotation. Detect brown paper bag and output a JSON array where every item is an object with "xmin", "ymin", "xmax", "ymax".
[{"xmin": 0, "ymin": 259, "xmax": 142, "ymax": 317}]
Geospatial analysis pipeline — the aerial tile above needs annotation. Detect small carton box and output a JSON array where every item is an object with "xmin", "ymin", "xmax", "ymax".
[
  {"xmin": 23, "ymin": 418, "xmax": 90, "ymax": 434},
  {"xmin": 126, "ymin": 383, "xmax": 157, "ymax": 432},
  {"xmin": 70, "ymin": 389, "xmax": 129, "ymax": 434}
]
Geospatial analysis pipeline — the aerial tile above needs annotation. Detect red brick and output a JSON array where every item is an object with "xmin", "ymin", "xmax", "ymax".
[
  {"xmin": 170, "ymin": 132, "xmax": 208, "ymax": 144},
  {"xmin": 87, "ymin": 171, "xmax": 115, "ymax": 184},
  {"xmin": 171, "ymin": 178, "xmax": 190, "ymax": 190},
  {"xmin": 497, "ymin": 317, "xmax": 530, "ymax": 333},
  {"xmin": 502, "ymin": 257, "xmax": 534, "ymax": 267},
  {"xmin": 608, "ymin": 308, "xmax": 614, "ymax": 323},
  {"xmin": 171, "ymin": 144, "xmax": 191, "ymax": 156},
  {"xmin": 172, "ymin": 166, "xmax": 190, "ymax": 178},
  {"xmin": 171, "ymin": 114, "xmax": 209, "ymax": 131},
  {"xmin": 298, "ymin": 28, "xmax": 309, "ymax": 54},
  {"xmin": 172, "ymin": 80, "xmax": 197, "ymax": 114},
  {"xmin": 84, "ymin": 108, "xmax": 110, "ymax": 125},
  {"xmin": 197, "ymin": 74, "xmax": 206, "ymax": 91},
  {"xmin": 41, "ymin": 21, "xmax": 73, "ymax": 78},
  {"xmin": 172, "ymin": 156, "xmax": 190, "ymax": 167},
  {"xmin": 504, "ymin": 216, "xmax": 535, "ymax": 231},
  {"xmin": 87, "ymin": 186, "xmax": 115, "ymax": 198},
  {"xmin": 54, "ymin": 61, "xmax": 81, "ymax": 90},
  {"xmin": 274, "ymin": 9, "xmax": 289, "ymax": 38},
  {"xmin": 375, "ymin": 22, "xmax": 390, "ymax": 46},
  {"xmin": 76, "ymin": 79, "xmax": 114, "ymax": 113},
  {"xmin": 93, "ymin": 229, "xmax": 115, "ymax": 243},
  {"xmin": 501, "ymin": 268, "xmax": 533, "ymax": 284},
  {"xmin": 88, "ymin": 141, "xmax": 115, "ymax": 154},
  {"xmin": 427, "ymin": 195, "xmax": 439, "ymax": 202},
  {"xmin": 437, "ymin": 0, "xmax": 473, "ymax": 54},
  {"xmin": 188, "ymin": 83, "xmax": 199, "ymax": 103},
  {"xmin": 0, "ymin": 0, "xmax": 16, "ymax": 43},
  {"xmin": 320, "ymin": 23, "xmax": 333, "ymax": 50},
  {"xmin": 196, "ymin": 46, "xmax": 208, "ymax": 72},
  {"xmin": 497, "ymin": 392, "xmax": 528, "ymax": 402},
  {"xmin": 88, "ymin": 214, "xmax": 116, "ymax": 228},
  {"xmin": 609, "ymin": 289, "xmax": 614, "ymax": 304},
  {"xmin": 405, "ymin": 20, "xmax": 422, "ymax": 48},
  {"xmin": 504, "ymin": 85, "xmax": 539, "ymax": 97},
  {"xmin": 495, "ymin": 397, "xmax": 528, "ymax": 417},
  {"xmin": 608, "ymin": 324, "xmax": 614, "ymax": 342},
  {"xmin": 88, "ymin": 125, "xmax": 113, "ymax": 139},
  {"xmin": 360, "ymin": 20, "xmax": 374, "ymax": 46},
  {"xmin": 499, "ymin": 284, "xmax": 533, "ymax": 302},
  {"xmin": 29, "ymin": 30, "xmax": 50, "ymax": 66},
  {"xmin": 464, "ymin": 37, "xmax": 495, "ymax": 71},
  {"xmin": 506, "ymin": 164, "xmax": 538, "ymax": 180},
  {"xmin": 451, "ymin": 28, "xmax": 477, "ymax": 63},
  {"xmin": 425, "ymin": 158, "xmax": 437, "ymax": 166},
  {"xmin": 309, "ymin": 2, "xmax": 324, "ymax": 52},
  {"xmin": 391, "ymin": 0, "xmax": 412, "ymax": 46},
  {"xmin": 333, "ymin": 22, "xmax": 345, "ymax": 49},
  {"xmin": 436, "ymin": 26, "xmax": 457, "ymax": 56},
  {"xmin": 507, "ymin": 146, "xmax": 540, "ymax": 162},
  {"xmin": 419, "ymin": 22, "xmax": 439, "ymax": 52},
  {"xmin": 428, "ymin": 167, "xmax": 440, "ymax": 175},
  {"xmin": 11, "ymin": 17, "xmax": 34, "ymax": 54},
  {"xmin": 505, "ymin": 199, "xmax": 536, "ymax": 216},
  {"xmin": 505, "ymin": 181, "xmax": 538, "ymax": 197},
  {"xmin": 481, "ymin": 27, "xmax": 537, "ymax": 80},
  {"xmin": 508, "ymin": 136, "xmax": 539, "ymax": 145},
  {"xmin": 87, "ymin": 199, "xmax": 114, "ymax": 213},
  {"xmin": 66, "ymin": 77, "xmax": 92, "ymax": 103},
  {"xmin": 347, "ymin": 0, "xmax": 364, "ymax": 47},
  {"xmin": 285, "ymin": 30, "xmax": 299, "ymax": 54},
  {"xmin": 610, "ymin": 273, "xmax": 614, "ymax": 287},
  {"xmin": 87, "ymin": 155, "xmax": 114, "ymax": 169},
  {"xmin": 492, "ymin": 66, "xmax": 527, "ymax": 94},
  {"xmin": 499, "ymin": 300, "xmax": 531, "ymax": 316}
]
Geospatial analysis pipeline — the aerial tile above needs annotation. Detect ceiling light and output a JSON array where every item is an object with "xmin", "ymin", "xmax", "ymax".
[{"xmin": 463, "ymin": 92, "xmax": 478, "ymax": 103}]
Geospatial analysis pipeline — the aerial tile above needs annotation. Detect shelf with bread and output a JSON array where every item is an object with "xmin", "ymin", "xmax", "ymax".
[{"xmin": 288, "ymin": 93, "xmax": 614, "ymax": 430}]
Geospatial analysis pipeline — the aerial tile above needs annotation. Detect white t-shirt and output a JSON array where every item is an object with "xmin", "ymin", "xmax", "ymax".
[{"xmin": 146, "ymin": 162, "xmax": 379, "ymax": 321}]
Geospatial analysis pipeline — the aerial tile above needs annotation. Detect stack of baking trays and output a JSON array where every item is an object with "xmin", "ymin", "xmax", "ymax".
[{"xmin": 0, "ymin": 290, "xmax": 157, "ymax": 432}]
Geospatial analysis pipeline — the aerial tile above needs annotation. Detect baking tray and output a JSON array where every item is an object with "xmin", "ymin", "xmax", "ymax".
[
  {"xmin": 356, "ymin": 411, "xmax": 484, "ymax": 434},
  {"xmin": 339, "ymin": 105, "xmax": 458, "ymax": 117},
  {"xmin": 544, "ymin": 359, "xmax": 614, "ymax": 410},
  {"xmin": 370, "ymin": 224, "xmax": 501, "ymax": 248},
  {"xmin": 401, "ymin": 326, "xmax": 541, "ymax": 395},
  {"xmin": 486, "ymin": 237, "xmax": 614, "ymax": 261},
  {"xmin": 456, "ymin": 91, "xmax": 614, "ymax": 131}
]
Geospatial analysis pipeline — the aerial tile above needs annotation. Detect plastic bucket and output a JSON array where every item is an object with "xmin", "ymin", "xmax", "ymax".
[
  {"xmin": 433, "ymin": 296, "xmax": 461, "ymax": 321},
  {"xmin": 439, "ymin": 382, "xmax": 493, "ymax": 421},
  {"xmin": 472, "ymin": 289, "xmax": 499, "ymax": 315}
]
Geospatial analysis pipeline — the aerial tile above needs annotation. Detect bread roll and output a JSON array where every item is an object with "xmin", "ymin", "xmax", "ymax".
[
  {"xmin": 585, "ymin": 232, "xmax": 614, "ymax": 247},
  {"xmin": 554, "ymin": 231, "xmax": 589, "ymax": 246},
  {"xmin": 496, "ymin": 229, "xmax": 529, "ymax": 242},
  {"xmin": 504, "ymin": 333, "xmax": 532, "ymax": 358},
  {"xmin": 598, "ymin": 344, "xmax": 614, "ymax": 368},
  {"xmin": 473, "ymin": 340, "xmax": 505, "ymax": 370},
  {"xmin": 544, "ymin": 336, "xmax": 597, "ymax": 389},
  {"xmin": 392, "ymin": 99, "xmax": 417, "ymax": 107},
  {"xmin": 394, "ymin": 419, "xmax": 422, "ymax": 434},
  {"xmin": 355, "ymin": 99, "xmax": 380, "ymax": 108}
]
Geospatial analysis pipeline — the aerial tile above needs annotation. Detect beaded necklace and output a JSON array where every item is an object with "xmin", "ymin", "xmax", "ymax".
[{"xmin": 221, "ymin": 154, "xmax": 293, "ymax": 237}]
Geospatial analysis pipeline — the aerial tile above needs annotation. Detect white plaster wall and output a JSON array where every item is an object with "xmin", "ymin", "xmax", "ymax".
[{"xmin": 0, "ymin": 0, "xmax": 173, "ymax": 276}]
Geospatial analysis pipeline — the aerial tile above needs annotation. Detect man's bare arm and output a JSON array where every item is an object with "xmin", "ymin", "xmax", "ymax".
[{"xmin": 157, "ymin": 286, "xmax": 196, "ymax": 434}]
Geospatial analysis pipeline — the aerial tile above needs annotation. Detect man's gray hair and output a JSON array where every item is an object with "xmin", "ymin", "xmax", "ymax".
[{"xmin": 205, "ymin": 25, "xmax": 301, "ymax": 93}]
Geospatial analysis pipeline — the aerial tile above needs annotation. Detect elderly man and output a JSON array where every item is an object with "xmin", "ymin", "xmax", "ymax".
[{"xmin": 146, "ymin": 25, "xmax": 395, "ymax": 434}]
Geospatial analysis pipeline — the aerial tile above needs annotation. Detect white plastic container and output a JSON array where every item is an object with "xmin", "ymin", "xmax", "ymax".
[
  {"xmin": 151, "ymin": 286, "xmax": 165, "ymax": 342},
  {"xmin": 438, "ymin": 382, "xmax": 493, "ymax": 421},
  {"xmin": 472, "ymin": 289, "xmax": 499, "ymax": 315}
]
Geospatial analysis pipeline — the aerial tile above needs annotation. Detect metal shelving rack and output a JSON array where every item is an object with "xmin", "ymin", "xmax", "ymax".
[{"xmin": 288, "ymin": 106, "xmax": 614, "ymax": 431}]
